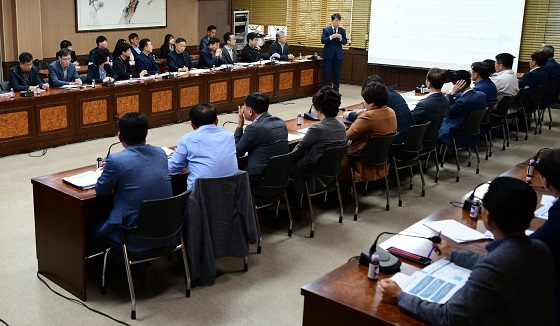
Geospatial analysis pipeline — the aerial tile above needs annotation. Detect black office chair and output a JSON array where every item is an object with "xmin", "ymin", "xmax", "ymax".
[
  {"xmin": 440, "ymin": 109, "xmax": 487, "ymax": 182},
  {"xmin": 536, "ymin": 80, "xmax": 560, "ymax": 134},
  {"xmin": 507, "ymin": 87, "xmax": 528, "ymax": 141},
  {"xmin": 100, "ymin": 191, "xmax": 191, "ymax": 320},
  {"xmin": 348, "ymin": 134, "xmax": 395, "ymax": 220},
  {"xmin": 527, "ymin": 84, "xmax": 548, "ymax": 135},
  {"xmin": 479, "ymin": 101, "xmax": 497, "ymax": 160},
  {"xmin": 251, "ymin": 152, "xmax": 294, "ymax": 242},
  {"xmin": 488, "ymin": 95, "xmax": 516, "ymax": 152},
  {"xmin": 391, "ymin": 122, "xmax": 431, "ymax": 206},
  {"xmin": 419, "ymin": 116, "xmax": 444, "ymax": 183},
  {"xmin": 301, "ymin": 144, "xmax": 348, "ymax": 238},
  {"xmin": 0, "ymin": 81, "xmax": 9, "ymax": 91}
]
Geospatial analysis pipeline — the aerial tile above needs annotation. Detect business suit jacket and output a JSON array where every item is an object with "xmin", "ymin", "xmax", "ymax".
[
  {"xmin": 86, "ymin": 64, "xmax": 118, "ymax": 83},
  {"xmin": 55, "ymin": 50, "xmax": 78, "ymax": 63},
  {"xmin": 234, "ymin": 112, "xmax": 289, "ymax": 177},
  {"xmin": 519, "ymin": 67, "xmax": 549, "ymax": 112},
  {"xmin": 340, "ymin": 106, "xmax": 397, "ymax": 182},
  {"xmin": 241, "ymin": 44, "xmax": 261, "ymax": 63},
  {"xmin": 166, "ymin": 50, "xmax": 192, "ymax": 72},
  {"xmin": 530, "ymin": 199, "xmax": 560, "ymax": 322},
  {"xmin": 269, "ymin": 41, "xmax": 291, "ymax": 60},
  {"xmin": 48, "ymin": 61, "xmax": 79, "ymax": 87},
  {"xmin": 321, "ymin": 26, "xmax": 347, "ymax": 60},
  {"xmin": 544, "ymin": 58, "xmax": 560, "ymax": 81},
  {"xmin": 113, "ymin": 55, "xmax": 139, "ymax": 79},
  {"xmin": 199, "ymin": 37, "xmax": 210, "ymax": 51},
  {"xmin": 413, "ymin": 92, "xmax": 450, "ymax": 124},
  {"xmin": 398, "ymin": 236, "xmax": 556, "ymax": 326},
  {"xmin": 134, "ymin": 52, "xmax": 161, "ymax": 75},
  {"xmin": 88, "ymin": 47, "xmax": 113, "ymax": 64},
  {"xmin": 95, "ymin": 144, "xmax": 175, "ymax": 252},
  {"xmin": 9, "ymin": 65, "xmax": 44, "ymax": 92},
  {"xmin": 386, "ymin": 88, "xmax": 414, "ymax": 144},
  {"xmin": 199, "ymin": 47, "xmax": 221, "ymax": 68},
  {"xmin": 473, "ymin": 78, "xmax": 497, "ymax": 102},
  {"xmin": 221, "ymin": 46, "xmax": 238, "ymax": 65},
  {"xmin": 290, "ymin": 117, "xmax": 347, "ymax": 193},
  {"xmin": 438, "ymin": 89, "xmax": 486, "ymax": 147}
]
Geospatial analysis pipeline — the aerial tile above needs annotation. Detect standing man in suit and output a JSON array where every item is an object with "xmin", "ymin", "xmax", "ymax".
[
  {"xmin": 167, "ymin": 37, "xmax": 192, "ymax": 72},
  {"xmin": 9, "ymin": 52, "xmax": 49, "ymax": 92},
  {"xmin": 94, "ymin": 112, "xmax": 176, "ymax": 256},
  {"xmin": 269, "ymin": 31, "xmax": 294, "ymax": 61},
  {"xmin": 540, "ymin": 45, "xmax": 560, "ymax": 82},
  {"xmin": 221, "ymin": 32, "xmax": 238, "ymax": 65},
  {"xmin": 380, "ymin": 176, "xmax": 556, "ymax": 325},
  {"xmin": 48, "ymin": 48, "xmax": 82, "ymax": 87},
  {"xmin": 199, "ymin": 37, "xmax": 223, "ymax": 68},
  {"xmin": 113, "ymin": 43, "xmax": 147, "ymax": 79},
  {"xmin": 200, "ymin": 25, "xmax": 217, "ymax": 51},
  {"xmin": 490, "ymin": 53, "xmax": 520, "ymax": 103},
  {"xmin": 321, "ymin": 13, "xmax": 347, "ymax": 93},
  {"xmin": 134, "ymin": 38, "xmax": 161, "ymax": 75},
  {"xmin": 412, "ymin": 68, "xmax": 450, "ymax": 124},
  {"xmin": 438, "ymin": 70, "xmax": 486, "ymax": 148},
  {"xmin": 235, "ymin": 92, "xmax": 289, "ymax": 180}
]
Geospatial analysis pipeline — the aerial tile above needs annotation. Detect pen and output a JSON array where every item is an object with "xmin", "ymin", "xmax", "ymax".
[{"xmin": 428, "ymin": 231, "xmax": 442, "ymax": 258}]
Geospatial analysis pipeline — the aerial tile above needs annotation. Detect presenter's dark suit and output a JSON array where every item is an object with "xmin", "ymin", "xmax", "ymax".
[
  {"xmin": 438, "ymin": 89, "xmax": 486, "ymax": 147},
  {"xmin": 9, "ymin": 65, "xmax": 44, "ymax": 92},
  {"xmin": 48, "ymin": 61, "xmax": 79, "ymax": 87},
  {"xmin": 134, "ymin": 52, "xmax": 161, "ymax": 75},
  {"xmin": 241, "ymin": 44, "xmax": 261, "ymax": 63},
  {"xmin": 199, "ymin": 47, "xmax": 222, "ymax": 68},
  {"xmin": 86, "ymin": 64, "xmax": 118, "ymax": 83},
  {"xmin": 234, "ymin": 112, "xmax": 289, "ymax": 178},
  {"xmin": 95, "ymin": 143, "xmax": 175, "ymax": 252},
  {"xmin": 473, "ymin": 78, "xmax": 497, "ymax": 102},
  {"xmin": 519, "ymin": 67, "xmax": 549, "ymax": 113},
  {"xmin": 398, "ymin": 235, "xmax": 556, "ymax": 325},
  {"xmin": 412, "ymin": 92, "xmax": 450, "ymax": 124},
  {"xmin": 113, "ymin": 56, "xmax": 140, "ymax": 79},
  {"xmin": 166, "ymin": 50, "xmax": 192, "ymax": 72},
  {"xmin": 269, "ymin": 41, "xmax": 291, "ymax": 60},
  {"xmin": 530, "ymin": 199, "xmax": 560, "ymax": 322},
  {"xmin": 321, "ymin": 25, "xmax": 347, "ymax": 92},
  {"xmin": 221, "ymin": 46, "xmax": 238, "ymax": 65}
]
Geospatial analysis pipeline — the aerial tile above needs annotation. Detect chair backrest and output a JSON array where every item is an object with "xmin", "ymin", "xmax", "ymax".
[
  {"xmin": 258, "ymin": 152, "xmax": 293, "ymax": 189},
  {"xmin": 456, "ymin": 109, "xmax": 487, "ymax": 136},
  {"xmin": 0, "ymin": 81, "xmax": 9, "ymax": 91},
  {"xmin": 492, "ymin": 95, "xmax": 516, "ymax": 118},
  {"xmin": 510, "ymin": 87, "xmax": 527, "ymax": 109},
  {"xmin": 542, "ymin": 80, "xmax": 560, "ymax": 101},
  {"xmin": 79, "ymin": 74, "xmax": 87, "ymax": 84},
  {"xmin": 481, "ymin": 101, "xmax": 496, "ymax": 125},
  {"xmin": 355, "ymin": 134, "xmax": 396, "ymax": 166},
  {"xmin": 401, "ymin": 122, "xmax": 431, "ymax": 153},
  {"xmin": 422, "ymin": 116, "xmax": 445, "ymax": 144},
  {"xmin": 529, "ymin": 84, "xmax": 548, "ymax": 106},
  {"xmin": 132, "ymin": 191, "xmax": 189, "ymax": 239},
  {"xmin": 314, "ymin": 144, "xmax": 349, "ymax": 178}
]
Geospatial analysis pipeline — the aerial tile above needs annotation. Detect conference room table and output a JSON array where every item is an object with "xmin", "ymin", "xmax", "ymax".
[{"xmin": 300, "ymin": 160, "xmax": 547, "ymax": 325}]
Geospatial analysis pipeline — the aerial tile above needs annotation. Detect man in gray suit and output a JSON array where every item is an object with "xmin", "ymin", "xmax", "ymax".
[
  {"xmin": 269, "ymin": 31, "xmax": 294, "ymax": 61},
  {"xmin": 48, "ymin": 48, "xmax": 82, "ymax": 87},
  {"xmin": 380, "ymin": 176, "xmax": 556, "ymax": 325},
  {"xmin": 221, "ymin": 32, "xmax": 238, "ymax": 65},
  {"xmin": 412, "ymin": 68, "xmax": 450, "ymax": 124},
  {"xmin": 235, "ymin": 92, "xmax": 289, "ymax": 180}
]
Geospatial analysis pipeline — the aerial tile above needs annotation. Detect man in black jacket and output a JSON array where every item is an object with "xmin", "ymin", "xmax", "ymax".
[{"xmin": 113, "ymin": 43, "xmax": 147, "ymax": 79}]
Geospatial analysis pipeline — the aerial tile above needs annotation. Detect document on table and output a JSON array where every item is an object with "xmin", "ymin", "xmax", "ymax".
[
  {"xmin": 535, "ymin": 195, "xmax": 556, "ymax": 220},
  {"xmin": 296, "ymin": 127, "xmax": 310, "ymax": 134},
  {"xmin": 62, "ymin": 170, "xmax": 101, "ymax": 190},
  {"xmin": 391, "ymin": 259, "xmax": 471, "ymax": 304},
  {"xmin": 61, "ymin": 84, "xmax": 81, "ymax": 89},
  {"xmin": 423, "ymin": 219, "xmax": 487, "ymax": 243},
  {"xmin": 288, "ymin": 133, "xmax": 304, "ymax": 142}
]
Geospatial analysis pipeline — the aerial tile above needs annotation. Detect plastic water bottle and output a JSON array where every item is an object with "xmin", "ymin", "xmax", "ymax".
[
  {"xmin": 211, "ymin": 65, "xmax": 216, "ymax": 73},
  {"xmin": 96, "ymin": 155, "xmax": 103, "ymax": 169},
  {"xmin": 368, "ymin": 253, "xmax": 380, "ymax": 281},
  {"xmin": 296, "ymin": 112, "xmax": 302, "ymax": 125},
  {"xmin": 526, "ymin": 158, "xmax": 535, "ymax": 183},
  {"xmin": 299, "ymin": 53, "xmax": 302, "ymax": 60},
  {"xmin": 129, "ymin": 74, "xmax": 133, "ymax": 84},
  {"xmin": 10, "ymin": 88, "xmax": 14, "ymax": 100},
  {"xmin": 92, "ymin": 80, "xmax": 96, "ymax": 88}
]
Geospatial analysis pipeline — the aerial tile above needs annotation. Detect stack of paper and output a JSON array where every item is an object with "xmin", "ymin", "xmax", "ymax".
[
  {"xmin": 423, "ymin": 220, "xmax": 487, "ymax": 243},
  {"xmin": 535, "ymin": 195, "xmax": 556, "ymax": 220},
  {"xmin": 62, "ymin": 170, "xmax": 101, "ymax": 190}
]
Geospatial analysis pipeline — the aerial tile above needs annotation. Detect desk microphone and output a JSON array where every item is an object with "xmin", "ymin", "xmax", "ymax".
[
  {"xmin": 304, "ymin": 103, "xmax": 319, "ymax": 120},
  {"xmin": 297, "ymin": 42, "xmax": 318, "ymax": 60},
  {"xmin": 106, "ymin": 141, "xmax": 121, "ymax": 160},
  {"xmin": 462, "ymin": 181, "xmax": 490, "ymax": 210},
  {"xmin": 527, "ymin": 148, "xmax": 552, "ymax": 183}
]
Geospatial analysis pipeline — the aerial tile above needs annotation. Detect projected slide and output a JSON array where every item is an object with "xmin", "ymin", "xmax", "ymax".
[{"xmin": 367, "ymin": 0, "xmax": 526, "ymax": 71}]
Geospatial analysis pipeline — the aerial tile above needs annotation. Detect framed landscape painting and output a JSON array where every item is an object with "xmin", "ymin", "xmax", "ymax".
[{"xmin": 76, "ymin": 0, "xmax": 167, "ymax": 32}]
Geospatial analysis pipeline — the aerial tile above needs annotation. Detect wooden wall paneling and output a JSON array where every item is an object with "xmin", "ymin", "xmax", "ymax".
[
  {"xmin": 256, "ymin": 68, "xmax": 276, "ymax": 100},
  {"xmin": 74, "ymin": 90, "xmax": 115, "ymax": 140},
  {"xmin": 398, "ymin": 68, "xmax": 429, "ymax": 90},
  {"xmin": 275, "ymin": 65, "xmax": 297, "ymax": 102},
  {"xmin": 351, "ymin": 54, "xmax": 369, "ymax": 85},
  {"xmin": 146, "ymin": 80, "xmax": 178, "ymax": 126},
  {"xmin": 177, "ymin": 77, "xmax": 205, "ymax": 122},
  {"xmin": 0, "ymin": 98, "xmax": 36, "ymax": 156},
  {"xmin": 339, "ymin": 52, "xmax": 353, "ymax": 83},
  {"xmin": 230, "ymin": 69, "xmax": 253, "ymax": 107},
  {"xmin": 207, "ymin": 75, "xmax": 231, "ymax": 114},
  {"xmin": 113, "ymin": 84, "xmax": 145, "ymax": 120},
  {"xmin": 34, "ymin": 95, "xmax": 75, "ymax": 145},
  {"xmin": 297, "ymin": 61, "xmax": 320, "ymax": 98}
]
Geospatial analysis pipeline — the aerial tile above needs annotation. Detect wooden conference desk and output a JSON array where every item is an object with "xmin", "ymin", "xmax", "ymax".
[
  {"xmin": 2, "ymin": 59, "xmax": 320, "ymax": 157},
  {"xmin": 301, "ymin": 161, "xmax": 546, "ymax": 325}
]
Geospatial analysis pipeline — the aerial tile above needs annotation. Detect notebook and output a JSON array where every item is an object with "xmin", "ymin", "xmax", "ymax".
[{"xmin": 62, "ymin": 170, "xmax": 101, "ymax": 190}]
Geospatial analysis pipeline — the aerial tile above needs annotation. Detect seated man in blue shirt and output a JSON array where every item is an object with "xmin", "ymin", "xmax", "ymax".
[
  {"xmin": 168, "ymin": 103, "xmax": 238, "ymax": 190},
  {"xmin": 531, "ymin": 149, "xmax": 560, "ymax": 321},
  {"xmin": 380, "ymin": 176, "xmax": 556, "ymax": 325},
  {"xmin": 9, "ymin": 52, "xmax": 49, "ymax": 92},
  {"xmin": 134, "ymin": 38, "xmax": 161, "ymax": 75}
]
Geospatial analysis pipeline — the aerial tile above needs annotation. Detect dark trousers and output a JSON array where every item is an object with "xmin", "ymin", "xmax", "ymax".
[{"xmin": 322, "ymin": 57, "xmax": 343, "ymax": 92}]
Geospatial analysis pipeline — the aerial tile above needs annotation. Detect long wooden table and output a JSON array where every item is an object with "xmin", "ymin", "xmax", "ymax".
[
  {"xmin": 2, "ymin": 60, "xmax": 321, "ymax": 157},
  {"xmin": 300, "ymin": 161, "xmax": 546, "ymax": 325}
]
